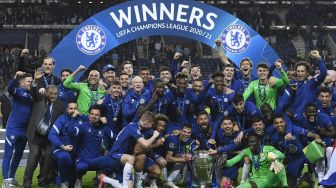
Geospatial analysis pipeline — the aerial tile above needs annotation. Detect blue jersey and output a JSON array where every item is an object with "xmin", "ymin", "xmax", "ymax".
[
  {"xmin": 6, "ymin": 79, "xmax": 33, "ymax": 132},
  {"xmin": 70, "ymin": 122, "xmax": 114, "ymax": 159},
  {"xmin": 165, "ymin": 135, "xmax": 197, "ymax": 156},
  {"xmin": 315, "ymin": 100, "xmax": 336, "ymax": 117},
  {"xmin": 271, "ymin": 125, "xmax": 308, "ymax": 156},
  {"xmin": 57, "ymin": 84, "xmax": 77, "ymax": 109},
  {"xmin": 108, "ymin": 122, "xmax": 143, "ymax": 157},
  {"xmin": 228, "ymin": 79, "xmax": 244, "ymax": 94},
  {"xmin": 227, "ymin": 101, "xmax": 260, "ymax": 130},
  {"xmin": 289, "ymin": 59, "xmax": 327, "ymax": 114},
  {"xmin": 201, "ymin": 87, "xmax": 234, "ymax": 122},
  {"xmin": 138, "ymin": 90, "xmax": 173, "ymax": 115},
  {"xmin": 191, "ymin": 123, "xmax": 211, "ymax": 150},
  {"xmin": 48, "ymin": 114, "xmax": 85, "ymax": 150},
  {"xmin": 100, "ymin": 95, "xmax": 123, "ymax": 134},
  {"xmin": 215, "ymin": 130, "xmax": 240, "ymax": 156},
  {"xmin": 143, "ymin": 80, "xmax": 153, "ymax": 94},
  {"xmin": 122, "ymin": 89, "xmax": 143, "ymax": 126},
  {"xmin": 168, "ymin": 88, "xmax": 198, "ymax": 124}
]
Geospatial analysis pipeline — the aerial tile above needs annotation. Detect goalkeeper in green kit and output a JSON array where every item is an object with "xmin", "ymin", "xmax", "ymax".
[{"xmin": 224, "ymin": 133, "xmax": 287, "ymax": 188}]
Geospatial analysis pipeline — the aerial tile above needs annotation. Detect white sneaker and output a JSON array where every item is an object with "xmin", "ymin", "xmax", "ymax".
[
  {"xmin": 2, "ymin": 180, "xmax": 10, "ymax": 188},
  {"xmin": 74, "ymin": 179, "xmax": 82, "ymax": 188},
  {"xmin": 149, "ymin": 180, "xmax": 158, "ymax": 188},
  {"xmin": 60, "ymin": 182, "xmax": 69, "ymax": 188},
  {"xmin": 164, "ymin": 181, "xmax": 179, "ymax": 188}
]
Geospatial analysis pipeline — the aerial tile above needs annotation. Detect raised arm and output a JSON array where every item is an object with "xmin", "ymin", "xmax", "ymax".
[{"xmin": 63, "ymin": 65, "xmax": 86, "ymax": 91}]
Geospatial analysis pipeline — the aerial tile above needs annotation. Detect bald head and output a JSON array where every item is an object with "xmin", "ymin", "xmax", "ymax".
[{"xmin": 88, "ymin": 70, "xmax": 100, "ymax": 86}]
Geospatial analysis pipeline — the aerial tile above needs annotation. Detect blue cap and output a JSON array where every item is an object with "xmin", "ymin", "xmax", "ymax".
[{"xmin": 102, "ymin": 64, "xmax": 116, "ymax": 73}]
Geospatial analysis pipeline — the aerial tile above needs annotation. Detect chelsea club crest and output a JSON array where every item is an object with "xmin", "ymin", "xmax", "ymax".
[
  {"xmin": 76, "ymin": 25, "xmax": 106, "ymax": 55},
  {"xmin": 221, "ymin": 24, "xmax": 251, "ymax": 53}
]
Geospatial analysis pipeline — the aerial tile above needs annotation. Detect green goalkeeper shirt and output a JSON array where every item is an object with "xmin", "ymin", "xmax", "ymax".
[{"xmin": 243, "ymin": 71, "xmax": 288, "ymax": 109}]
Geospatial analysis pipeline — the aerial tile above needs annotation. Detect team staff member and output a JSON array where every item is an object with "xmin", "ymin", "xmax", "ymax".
[
  {"xmin": 57, "ymin": 69, "xmax": 77, "ymax": 109},
  {"xmin": 24, "ymin": 82, "xmax": 64, "ymax": 188},
  {"xmin": 48, "ymin": 102, "xmax": 84, "ymax": 187},
  {"xmin": 2, "ymin": 71, "xmax": 33, "ymax": 188},
  {"xmin": 122, "ymin": 76, "xmax": 144, "ymax": 126},
  {"xmin": 289, "ymin": 50, "xmax": 327, "ymax": 116},
  {"xmin": 63, "ymin": 65, "xmax": 105, "ymax": 115}
]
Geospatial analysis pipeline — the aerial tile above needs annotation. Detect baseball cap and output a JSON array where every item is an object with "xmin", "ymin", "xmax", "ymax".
[{"xmin": 102, "ymin": 64, "xmax": 116, "ymax": 73}]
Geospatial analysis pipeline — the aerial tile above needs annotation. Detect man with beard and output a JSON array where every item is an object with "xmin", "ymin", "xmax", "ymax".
[
  {"xmin": 208, "ymin": 117, "xmax": 241, "ymax": 187},
  {"xmin": 48, "ymin": 102, "xmax": 85, "ymax": 187},
  {"xmin": 243, "ymin": 60, "xmax": 289, "ymax": 109},
  {"xmin": 199, "ymin": 71, "xmax": 234, "ymax": 123},
  {"xmin": 191, "ymin": 111, "xmax": 212, "ymax": 150},
  {"xmin": 164, "ymin": 123, "xmax": 198, "ymax": 188},
  {"xmin": 57, "ymin": 69, "xmax": 77, "ymax": 109},
  {"xmin": 2, "ymin": 72, "xmax": 33, "ymax": 188},
  {"xmin": 294, "ymin": 103, "xmax": 334, "ymax": 183},
  {"xmin": 68, "ymin": 105, "xmax": 117, "ymax": 188},
  {"xmin": 122, "ymin": 76, "xmax": 144, "ymax": 126},
  {"xmin": 224, "ymin": 133, "xmax": 287, "ymax": 188},
  {"xmin": 63, "ymin": 65, "xmax": 105, "ymax": 115},
  {"xmin": 137, "ymin": 79, "xmax": 172, "ymax": 117},
  {"xmin": 289, "ymin": 50, "xmax": 327, "ymax": 116},
  {"xmin": 139, "ymin": 66, "xmax": 153, "ymax": 94},
  {"xmin": 101, "ymin": 64, "xmax": 116, "ymax": 90},
  {"xmin": 271, "ymin": 114, "xmax": 322, "ymax": 188},
  {"xmin": 97, "ymin": 81, "xmax": 123, "ymax": 139},
  {"xmin": 190, "ymin": 65, "xmax": 202, "ymax": 81},
  {"xmin": 316, "ymin": 87, "xmax": 336, "ymax": 116},
  {"xmin": 119, "ymin": 72, "xmax": 130, "ymax": 96},
  {"xmin": 121, "ymin": 61, "xmax": 134, "ymax": 80}
]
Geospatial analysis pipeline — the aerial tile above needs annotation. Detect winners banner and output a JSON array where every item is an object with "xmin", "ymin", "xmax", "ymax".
[{"xmin": 51, "ymin": 0, "xmax": 279, "ymax": 77}]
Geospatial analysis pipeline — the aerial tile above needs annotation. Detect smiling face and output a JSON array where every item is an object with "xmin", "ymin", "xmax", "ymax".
[
  {"xmin": 88, "ymin": 70, "xmax": 100, "ymax": 85},
  {"xmin": 318, "ymin": 91, "xmax": 331, "ymax": 108},
  {"xmin": 257, "ymin": 67, "xmax": 269, "ymax": 81},
  {"xmin": 42, "ymin": 58, "xmax": 55, "ymax": 75},
  {"xmin": 132, "ymin": 76, "xmax": 144, "ymax": 93},
  {"xmin": 248, "ymin": 135, "xmax": 260, "ymax": 154},
  {"xmin": 160, "ymin": 70, "xmax": 172, "ymax": 84},
  {"xmin": 176, "ymin": 78, "xmax": 188, "ymax": 93},
  {"xmin": 240, "ymin": 60, "xmax": 252, "ymax": 76},
  {"xmin": 61, "ymin": 71, "xmax": 71, "ymax": 82},
  {"xmin": 190, "ymin": 66, "xmax": 201, "ymax": 80},
  {"xmin": 296, "ymin": 65, "xmax": 309, "ymax": 81},
  {"xmin": 103, "ymin": 70, "xmax": 116, "ymax": 82},
  {"xmin": 220, "ymin": 119, "xmax": 233, "ymax": 135},
  {"xmin": 89, "ymin": 108, "xmax": 101, "ymax": 125},
  {"xmin": 273, "ymin": 117, "xmax": 286, "ymax": 134},
  {"xmin": 46, "ymin": 87, "xmax": 58, "ymax": 103},
  {"xmin": 179, "ymin": 126, "xmax": 192, "ymax": 142},
  {"xmin": 155, "ymin": 120, "xmax": 166, "ymax": 133},
  {"xmin": 119, "ymin": 74, "xmax": 129, "ymax": 88},
  {"xmin": 233, "ymin": 101, "xmax": 245, "ymax": 114},
  {"xmin": 109, "ymin": 84, "xmax": 122, "ymax": 98},
  {"xmin": 139, "ymin": 69, "xmax": 150, "ymax": 84},
  {"xmin": 192, "ymin": 80, "xmax": 203, "ymax": 95},
  {"xmin": 197, "ymin": 114, "xmax": 209, "ymax": 131},
  {"xmin": 223, "ymin": 66, "xmax": 234, "ymax": 81},
  {"xmin": 252, "ymin": 120, "xmax": 265, "ymax": 136},
  {"xmin": 20, "ymin": 76, "xmax": 33, "ymax": 90},
  {"xmin": 123, "ymin": 63, "xmax": 133, "ymax": 76},
  {"xmin": 213, "ymin": 76, "xmax": 224, "ymax": 91},
  {"xmin": 305, "ymin": 106, "xmax": 317, "ymax": 123}
]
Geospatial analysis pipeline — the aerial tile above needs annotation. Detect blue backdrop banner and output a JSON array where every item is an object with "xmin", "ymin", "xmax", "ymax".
[{"xmin": 51, "ymin": 0, "xmax": 279, "ymax": 77}]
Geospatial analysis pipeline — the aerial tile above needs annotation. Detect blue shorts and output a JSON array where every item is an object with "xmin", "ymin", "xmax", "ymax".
[
  {"xmin": 150, "ymin": 152, "xmax": 163, "ymax": 161},
  {"xmin": 286, "ymin": 153, "xmax": 307, "ymax": 178},
  {"xmin": 144, "ymin": 158, "xmax": 156, "ymax": 171}
]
